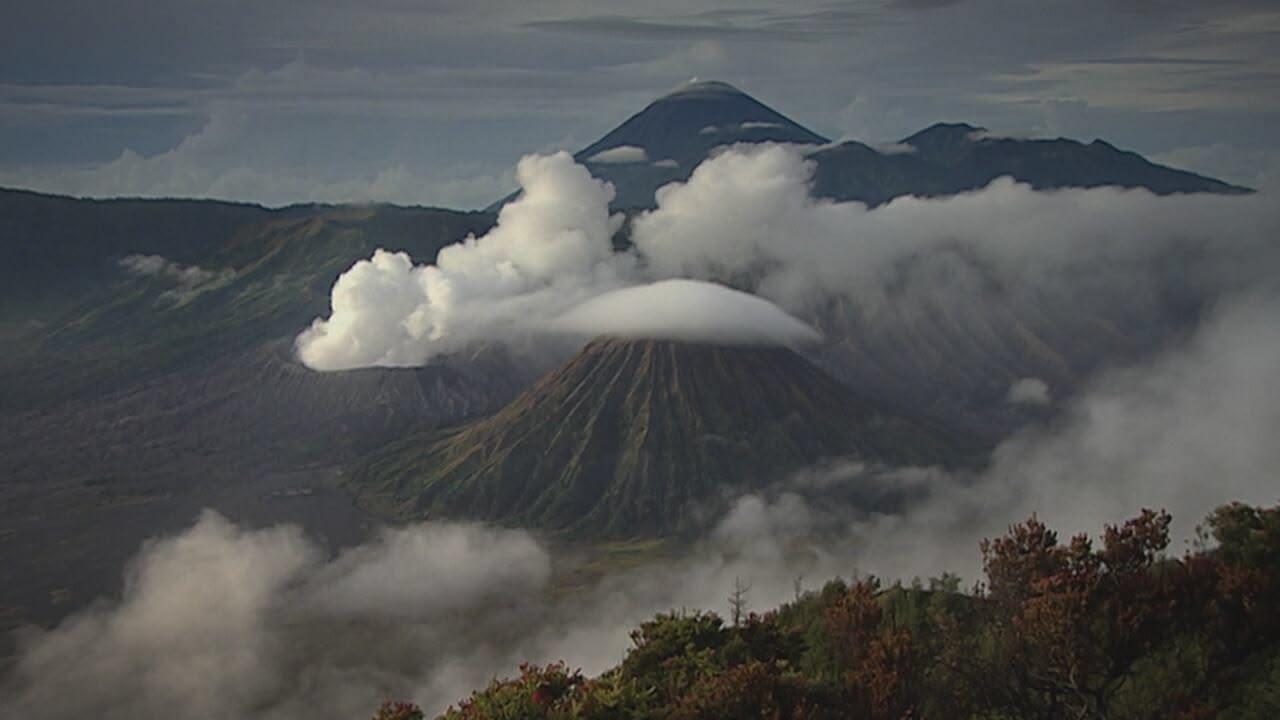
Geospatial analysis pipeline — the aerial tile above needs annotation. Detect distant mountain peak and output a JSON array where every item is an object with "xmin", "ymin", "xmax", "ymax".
[{"xmin": 902, "ymin": 122, "xmax": 987, "ymax": 147}]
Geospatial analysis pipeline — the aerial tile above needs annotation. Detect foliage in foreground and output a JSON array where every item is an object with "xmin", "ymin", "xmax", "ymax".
[{"xmin": 376, "ymin": 501, "xmax": 1280, "ymax": 719}]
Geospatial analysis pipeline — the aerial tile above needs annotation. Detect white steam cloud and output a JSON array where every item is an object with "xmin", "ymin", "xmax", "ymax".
[
  {"xmin": 119, "ymin": 254, "xmax": 218, "ymax": 287},
  {"xmin": 295, "ymin": 149, "xmax": 829, "ymax": 371},
  {"xmin": 729, "ymin": 288, "xmax": 1280, "ymax": 582},
  {"xmin": 739, "ymin": 121, "xmax": 784, "ymax": 130},
  {"xmin": 299, "ymin": 143, "xmax": 1279, "ymax": 373},
  {"xmin": 295, "ymin": 152, "xmax": 631, "ymax": 370},
  {"xmin": 550, "ymin": 279, "xmax": 820, "ymax": 346}
]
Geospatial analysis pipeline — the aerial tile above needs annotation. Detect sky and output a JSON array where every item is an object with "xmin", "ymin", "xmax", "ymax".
[{"xmin": 2, "ymin": 0, "xmax": 1279, "ymax": 209}]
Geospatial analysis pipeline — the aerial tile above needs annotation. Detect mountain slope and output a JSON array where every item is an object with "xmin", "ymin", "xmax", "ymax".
[
  {"xmin": 808, "ymin": 123, "xmax": 1249, "ymax": 205},
  {"xmin": 489, "ymin": 81, "xmax": 830, "ymax": 210},
  {"xmin": 576, "ymin": 81, "xmax": 830, "ymax": 209},
  {"xmin": 349, "ymin": 338, "xmax": 967, "ymax": 538},
  {"xmin": 0, "ymin": 197, "xmax": 523, "ymax": 634},
  {"xmin": 1, "ymin": 200, "xmax": 497, "ymax": 408},
  {"xmin": 0, "ymin": 188, "xmax": 288, "ymax": 329},
  {"xmin": 580, "ymin": 81, "xmax": 829, "ymax": 160}
]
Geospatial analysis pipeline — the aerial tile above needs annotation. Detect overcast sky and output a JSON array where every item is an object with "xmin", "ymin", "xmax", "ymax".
[{"xmin": 2, "ymin": 0, "xmax": 1278, "ymax": 209}]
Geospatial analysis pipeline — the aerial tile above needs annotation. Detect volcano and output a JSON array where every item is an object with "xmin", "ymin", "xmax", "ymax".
[
  {"xmin": 348, "ymin": 338, "xmax": 968, "ymax": 538},
  {"xmin": 572, "ymin": 80, "xmax": 830, "ymax": 209},
  {"xmin": 582, "ymin": 80, "xmax": 829, "ymax": 163},
  {"xmin": 487, "ymin": 80, "xmax": 830, "ymax": 211}
]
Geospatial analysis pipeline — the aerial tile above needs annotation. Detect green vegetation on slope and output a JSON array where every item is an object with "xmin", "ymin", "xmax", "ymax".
[{"xmin": 378, "ymin": 500, "xmax": 1280, "ymax": 720}]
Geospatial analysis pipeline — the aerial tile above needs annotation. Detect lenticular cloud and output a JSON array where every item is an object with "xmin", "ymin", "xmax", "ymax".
[{"xmin": 551, "ymin": 279, "xmax": 820, "ymax": 346}]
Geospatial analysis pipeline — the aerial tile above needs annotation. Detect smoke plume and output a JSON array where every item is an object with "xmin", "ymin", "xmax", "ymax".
[{"xmin": 295, "ymin": 151, "xmax": 631, "ymax": 370}]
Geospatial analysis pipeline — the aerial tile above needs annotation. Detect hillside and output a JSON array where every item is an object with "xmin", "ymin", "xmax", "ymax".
[
  {"xmin": 349, "ymin": 338, "xmax": 968, "ymax": 538},
  {"xmin": 384, "ymin": 502, "xmax": 1280, "ymax": 720},
  {"xmin": 0, "ymin": 197, "xmax": 522, "ymax": 636},
  {"xmin": 808, "ymin": 122, "xmax": 1249, "ymax": 206}
]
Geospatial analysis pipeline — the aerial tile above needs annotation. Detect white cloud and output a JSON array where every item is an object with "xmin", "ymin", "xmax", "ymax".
[
  {"xmin": 298, "ymin": 143, "xmax": 1280, "ymax": 372},
  {"xmin": 1006, "ymin": 377, "xmax": 1051, "ymax": 405},
  {"xmin": 631, "ymin": 143, "xmax": 1280, "ymax": 316},
  {"xmin": 301, "ymin": 523, "xmax": 550, "ymax": 621},
  {"xmin": 295, "ymin": 151, "xmax": 630, "ymax": 370},
  {"xmin": 0, "ymin": 512, "xmax": 320, "ymax": 720},
  {"xmin": 807, "ymin": 290, "xmax": 1280, "ymax": 581},
  {"xmin": 550, "ymin": 279, "xmax": 820, "ymax": 346},
  {"xmin": 0, "ymin": 512, "xmax": 554, "ymax": 720},
  {"xmin": 586, "ymin": 145, "xmax": 649, "ymax": 164}
]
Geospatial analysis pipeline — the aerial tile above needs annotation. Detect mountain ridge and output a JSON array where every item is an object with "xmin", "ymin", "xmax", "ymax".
[{"xmin": 490, "ymin": 82, "xmax": 1250, "ymax": 211}]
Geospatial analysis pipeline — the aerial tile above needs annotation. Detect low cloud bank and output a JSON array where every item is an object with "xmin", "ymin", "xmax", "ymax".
[
  {"xmin": 0, "ymin": 502, "xmax": 879, "ymax": 720},
  {"xmin": 294, "ymin": 149, "xmax": 829, "ymax": 370},
  {"xmin": 0, "ymin": 514, "xmax": 552, "ymax": 720},
  {"xmin": 632, "ymin": 144, "xmax": 1278, "ymax": 316},
  {"xmin": 731, "ymin": 289, "xmax": 1280, "ymax": 582}
]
